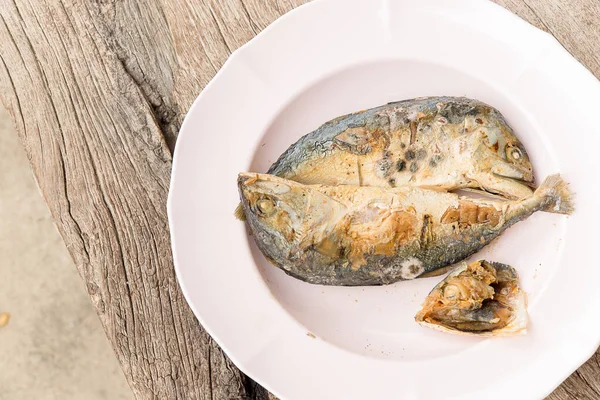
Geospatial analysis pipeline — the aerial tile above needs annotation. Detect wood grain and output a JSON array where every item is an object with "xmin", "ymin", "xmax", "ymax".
[{"xmin": 0, "ymin": 0, "xmax": 597, "ymax": 399}]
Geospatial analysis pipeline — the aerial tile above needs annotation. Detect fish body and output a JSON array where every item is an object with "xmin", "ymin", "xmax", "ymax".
[
  {"xmin": 268, "ymin": 97, "xmax": 535, "ymax": 199},
  {"xmin": 415, "ymin": 260, "xmax": 527, "ymax": 336},
  {"xmin": 238, "ymin": 173, "xmax": 572, "ymax": 286}
]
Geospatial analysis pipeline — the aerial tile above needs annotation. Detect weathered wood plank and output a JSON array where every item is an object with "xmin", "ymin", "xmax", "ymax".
[
  {"xmin": 0, "ymin": 0, "xmax": 598, "ymax": 399},
  {"xmin": 0, "ymin": 1, "xmax": 252, "ymax": 398}
]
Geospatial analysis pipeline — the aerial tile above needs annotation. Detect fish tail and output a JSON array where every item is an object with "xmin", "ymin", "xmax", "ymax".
[
  {"xmin": 534, "ymin": 174, "xmax": 574, "ymax": 215},
  {"xmin": 234, "ymin": 202, "xmax": 246, "ymax": 221}
]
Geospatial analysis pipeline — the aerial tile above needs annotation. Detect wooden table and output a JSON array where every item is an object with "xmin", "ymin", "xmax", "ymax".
[{"xmin": 0, "ymin": 1, "xmax": 598, "ymax": 398}]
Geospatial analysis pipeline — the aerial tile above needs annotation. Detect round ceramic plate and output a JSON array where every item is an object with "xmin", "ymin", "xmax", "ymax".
[{"xmin": 168, "ymin": 0, "xmax": 600, "ymax": 398}]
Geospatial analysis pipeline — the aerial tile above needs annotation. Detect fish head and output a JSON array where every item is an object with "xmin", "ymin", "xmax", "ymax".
[
  {"xmin": 238, "ymin": 173, "xmax": 304, "ymax": 246},
  {"xmin": 415, "ymin": 260, "xmax": 527, "ymax": 336},
  {"xmin": 238, "ymin": 173, "xmax": 340, "ymax": 255},
  {"xmin": 469, "ymin": 126, "xmax": 535, "ymax": 199}
]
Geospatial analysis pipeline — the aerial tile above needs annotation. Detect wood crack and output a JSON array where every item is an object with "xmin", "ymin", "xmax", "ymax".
[
  {"xmin": 520, "ymin": 0, "xmax": 554, "ymax": 33},
  {"xmin": 166, "ymin": 285, "xmax": 191, "ymax": 397},
  {"xmin": 238, "ymin": 0, "xmax": 259, "ymax": 35},
  {"xmin": 575, "ymin": 370, "xmax": 600, "ymax": 398},
  {"xmin": 181, "ymin": 0, "xmax": 223, "ymax": 75},
  {"xmin": 87, "ymin": 1, "xmax": 181, "ymax": 152},
  {"xmin": 0, "ymin": 50, "xmax": 25, "ymax": 136},
  {"xmin": 206, "ymin": 3, "xmax": 234, "ymax": 55},
  {"xmin": 1, "ymin": 6, "xmax": 34, "ymax": 86}
]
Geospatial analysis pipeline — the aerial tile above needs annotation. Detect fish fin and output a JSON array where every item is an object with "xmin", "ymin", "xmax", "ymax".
[
  {"xmin": 535, "ymin": 174, "xmax": 575, "ymax": 215},
  {"xmin": 234, "ymin": 203, "xmax": 246, "ymax": 221},
  {"xmin": 334, "ymin": 127, "xmax": 376, "ymax": 155}
]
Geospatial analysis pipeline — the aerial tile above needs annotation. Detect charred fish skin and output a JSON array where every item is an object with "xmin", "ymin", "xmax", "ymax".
[
  {"xmin": 268, "ymin": 97, "xmax": 535, "ymax": 200},
  {"xmin": 238, "ymin": 173, "xmax": 573, "ymax": 286},
  {"xmin": 415, "ymin": 260, "xmax": 528, "ymax": 336}
]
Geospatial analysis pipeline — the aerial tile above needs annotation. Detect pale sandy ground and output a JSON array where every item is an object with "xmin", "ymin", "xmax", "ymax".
[{"xmin": 0, "ymin": 106, "xmax": 133, "ymax": 400}]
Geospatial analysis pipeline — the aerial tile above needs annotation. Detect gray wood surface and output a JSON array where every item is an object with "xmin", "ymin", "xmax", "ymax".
[{"xmin": 0, "ymin": 0, "xmax": 597, "ymax": 399}]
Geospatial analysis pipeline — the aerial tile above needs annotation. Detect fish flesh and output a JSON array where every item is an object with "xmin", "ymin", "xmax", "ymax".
[
  {"xmin": 238, "ymin": 173, "xmax": 572, "ymax": 286},
  {"xmin": 268, "ymin": 97, "xmax": 535, "ymax": 200},
  {"xmin": 415, "ymin": 260, "xmax": 527, "ymax": 336}
]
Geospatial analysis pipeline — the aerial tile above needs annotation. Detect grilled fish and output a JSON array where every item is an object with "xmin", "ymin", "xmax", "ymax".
[
  {"xmin": 415, "ymin": 260, "xmax": 527, "ymax": 336},
  {"xmin": 238, "ymin": 173, "xmax": 572, "ymax": 286},
  {"xmin": 268, "ymin": 97, "xmax": 535, "ymax": 199}
]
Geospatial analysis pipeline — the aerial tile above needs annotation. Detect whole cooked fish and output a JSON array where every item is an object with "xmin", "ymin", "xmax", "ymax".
[
  {"xmin": 238, "ymin": 173, "xmax": 572, "ymax": 286},
  {"xmin": 415, "ymin": 260, "xmax": 527, "ymax": 336},
  {"xmin": 268, "ymin": 97, "xmax": 535, "ymax": 199}
]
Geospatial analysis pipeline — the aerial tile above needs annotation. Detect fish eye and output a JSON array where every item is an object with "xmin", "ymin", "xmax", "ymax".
[
  {"xmin": 256, "ymin": 198, "xmax": 276, "ymax": 217},
  {"xmin": 507, "ymin": 147, "xmax": 522, "ymax": 161}
]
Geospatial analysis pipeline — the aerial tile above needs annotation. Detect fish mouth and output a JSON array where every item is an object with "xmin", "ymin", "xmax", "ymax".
[
  {"xmin": 492, "ymin": 172, "xmax": 537, "ymax": 188},
  {"xmin": 238, "ymin": 172, "xmax": 292, "ymax": 194},
  {"xmin": 491, "ymin": 164, "xmax": 535, "ymax": 185},
  {"xmin": 238, "ymin": 172, "xmax": 259, "ymax": 186},
  {"xmin": 471, "ymin": 170, "xmax": 535, "ymax": 200}
]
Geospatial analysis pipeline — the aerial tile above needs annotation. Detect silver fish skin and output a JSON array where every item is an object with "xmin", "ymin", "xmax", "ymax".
[
  {"xmin": 268, "ymin": 97, "xmax": 535, "ymax": 199},
  {"xmin": 238, "ymin": 173, "xmax": 573, "ymax": 286},
  {"xmin": 415, "ymin": 260, "xmax": 527, "ymax": 336}
]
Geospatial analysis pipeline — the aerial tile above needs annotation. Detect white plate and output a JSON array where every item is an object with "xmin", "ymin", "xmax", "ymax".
[{"xmin": 168, "ymin": 0, "xmax": 600, "ymax": 398}]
